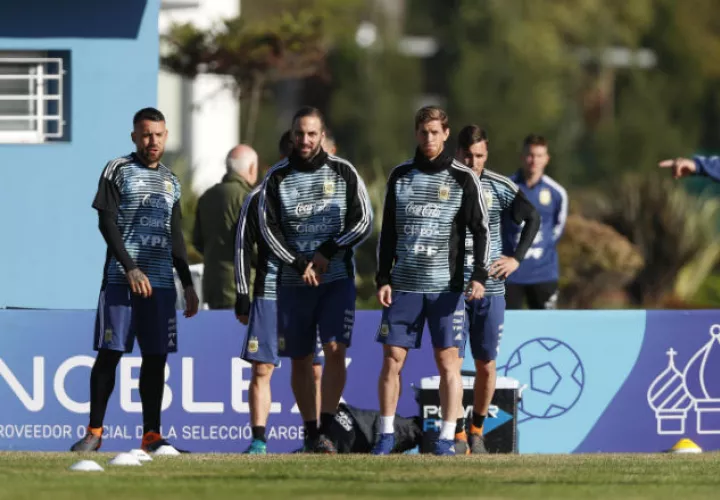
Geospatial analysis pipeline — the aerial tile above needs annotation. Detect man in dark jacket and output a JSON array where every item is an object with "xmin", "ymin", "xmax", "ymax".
[{"xmin": 193, "ymin": 145, "xmax": 258, "ymax": 309}]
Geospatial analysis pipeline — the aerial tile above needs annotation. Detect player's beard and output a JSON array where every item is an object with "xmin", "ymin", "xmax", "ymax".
[
  {"xmin": 297, "ymin": 142, "xmax": 321, "ymax": 160},
  {"xmin": 140, "ymin": 146, "xmax": 163, "ymax": 165},
  {"xmin": 421, "ymin": 143, "xmax": 443, "ymax": 160}
]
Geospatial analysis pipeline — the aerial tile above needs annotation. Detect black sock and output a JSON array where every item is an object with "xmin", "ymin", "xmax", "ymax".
[
  {"xmin": 89, "ymin": 349, "xmax": 123, "ymax": 429},
  {"xmin": 139, "ymin": 353, "xmax": 168, "ymax": 435},
  {"xmin": 472, "ymin": 412, "xmax": 486, "ymax": 430},
  {"xmin": 304, "ymin": 420, "xmax": 319, "ymax": 440},
  {"xmin": 456, "ymin": 417, "xmax": 466, "ymax": 434},
  {"xmin": 320, "ymin": 412, "xmax": 335, "ymax": 435},
  {"xmin": 252, "ymin": 426, "xmax": 267, "ymax": 442}
]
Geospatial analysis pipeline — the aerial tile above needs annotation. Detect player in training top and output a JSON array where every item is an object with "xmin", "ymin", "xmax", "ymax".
[
  {"xmin": 454, "ymin": 125, "xmax": 539, "ymax": 454},
  {"xmin": 234, "ymin": 134, "xmax": 324, "ymax": 454},
  {"xmin": 71, "ymin": 107, "xmax": 199, "ymax": 453},
  {"xmin": 373, "ymin": 106, "xmax": 490, "ymax": 456},
  {"xmin": 259, "ymin": 107, "xmax": 373, "ymax": 453},
  {"xmin": 502, "ymin": 135, "xmax": 568, "ymax": 309}
]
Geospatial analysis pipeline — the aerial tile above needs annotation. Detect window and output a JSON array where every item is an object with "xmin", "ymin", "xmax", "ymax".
[{"xmin": 0, "ymin": 51, "xmax": 69, "ymax": 143}]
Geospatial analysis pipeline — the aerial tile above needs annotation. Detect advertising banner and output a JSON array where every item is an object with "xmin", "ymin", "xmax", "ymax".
[{"xmin": 1, "ymin": 309, "xmax": 719, "ymax": 453}]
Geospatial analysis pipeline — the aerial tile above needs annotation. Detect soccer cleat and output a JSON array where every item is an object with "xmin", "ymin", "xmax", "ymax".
[
  {"xmin": 70, "ymin": 428, "xmax": 102, "ymax": 452},
  {"xmin": 371, "ymin": 433, "xmax": 395, "ymax": 455},
  {"xmin": 141, "ymin": 431, "xmax": 188, "ymax": 454},
  {"xmin": 454, "ymin": 434, "xmax": 470, "ymax": 456},
  {"xmin": 434, "ymin": 439, "xmax": 456, "ymax": 456},
  {"xmin": 312, "ymin": 434, "xmax": 337, "ymax": 454},
  {"xmin": 243, "ymin": 439, "xmax": 267, "ymax": 455},
  {"xmin": 469, "ymin": 433, "xmax": 488, "ymax": 454}
]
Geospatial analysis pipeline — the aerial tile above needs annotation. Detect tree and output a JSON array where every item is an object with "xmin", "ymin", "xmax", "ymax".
[
  {"xmin": 557, "ymin": 215, "xmax": 644, "ymax": 308},
  {"xmin": 162, "ymin": 8, "xmax": 330, "ymax": 145},
  {"xmin": 592, "ymin": 174, "xmax": 720, "ymax": 307}
]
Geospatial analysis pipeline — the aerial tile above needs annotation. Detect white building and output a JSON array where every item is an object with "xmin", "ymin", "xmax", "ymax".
[{"xmin": 158, "ymin": 0, "xmax": 241, "ymax": 196}]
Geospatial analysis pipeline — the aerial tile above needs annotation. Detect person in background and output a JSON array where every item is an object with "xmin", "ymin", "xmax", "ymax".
[
  {"xmin": 193, "ymin": 145, "xmax": 258, "ymax": 309},
  {"xmin": 502, "ymin": 135, "xmax": 568, "ymax": 310},
  {"xmin": 659, "ymin": 155, "xmax": 720, "ymax": 181},
  {"xmin": 454, "ymin": 125, "xmax": 539, "ymax": 454}
]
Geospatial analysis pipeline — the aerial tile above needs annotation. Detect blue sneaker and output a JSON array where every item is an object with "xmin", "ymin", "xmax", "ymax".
[
  {"xmin": 243, "ymin": 439, "xmax": 267, "ymax": 454},
  {"xmin": 371, "ymin": 433, "xmax": 395, "ymax": 455},
  {"xmin": 434, "ymin": 439, "xmax": 456, "ymax": 456}
]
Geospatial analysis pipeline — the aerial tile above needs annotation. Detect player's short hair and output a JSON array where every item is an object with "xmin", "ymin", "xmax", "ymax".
[
  {"xmin": 292, "ymin": 106, "xmax": 325, "ymax": 130},
  {"xmin": 415, "ymin": 106, "xmax": 449, "ymax": 131},
  {"xmin": 457, "ymin": 125, "xmax": 489, "ymax": 151},
  {"xmin": 523, "ymin": 134, "xmax": 548, "ymax": 150},
  {"xmin": 278, "ymin": 130, "xmax": 293, "ymax": 157},
  {"xmin": 133, "ymin": 107, "xmax": 165, "ymax": 125},
  {"xmin": 323, "ymin": 129, "xmax": 336, "ymax": 152}
]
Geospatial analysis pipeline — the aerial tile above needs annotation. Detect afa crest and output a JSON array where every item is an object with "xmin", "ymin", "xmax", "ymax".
[
  {"xmin": 539, "ymin": 188, "xmax": 552, "ymax": 206},
  {"xmin": 483, "ymin": 189, "xmax": 493, "ymax": 209},
  {"xmin": 164, "ymin": 180, "xmax": 174, "ymax": 194},
  {"xmin": 247, "ymin": 337, "xmax": 259, "ymax": 353},
  {"xmin": 438, "ymin": 184, "xmax": 450, "ymax": 201},
  {"xmin": 379, "ymin": 323, "xmax": 390, "ymax": 337},
  {"xmin": 323, "ymin": 180, "xmax": 335, "ymax": 196}
]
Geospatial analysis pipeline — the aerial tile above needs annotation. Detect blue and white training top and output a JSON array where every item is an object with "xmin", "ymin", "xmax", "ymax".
[
  {"xmin": 258, "ymin": 149, "xmax": 373, "ymax": 286},
  {"xmin": 92, "ymin": 153, "xmax": 182, "ymax": 289},
  {"xmin": 502, "ymin": 172, "xmax": 567, "ymax": 285},
  {"xmin": 234, "ymin": 184, "xmax": 281, "ymax": 315},
  {"xmin": 376, "ymin": 149, "xmax": 490, "ymax": 293},
  {"xmin": 464, "ymin": 169, "xmax": 520, "ymax": 295}
]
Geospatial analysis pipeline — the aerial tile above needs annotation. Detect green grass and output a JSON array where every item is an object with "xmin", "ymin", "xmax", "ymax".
[{"xmin": 0, "ymin": 452, "xmax": 719, "ymax": 499}]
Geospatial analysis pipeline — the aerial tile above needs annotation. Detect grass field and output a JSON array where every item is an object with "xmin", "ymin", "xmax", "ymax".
[{"xmin": 0, "ymin": 452, "xmax": 718, "ymax": 499}]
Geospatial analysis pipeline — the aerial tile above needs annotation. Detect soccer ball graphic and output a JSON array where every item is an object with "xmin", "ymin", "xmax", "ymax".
[{"xmin": 502, "ymin": 338, "xmax": 585, "ymax": 419}]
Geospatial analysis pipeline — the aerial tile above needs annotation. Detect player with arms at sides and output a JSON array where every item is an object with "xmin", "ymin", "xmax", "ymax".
[
  {"xmin": 453, "ymin": 125, "xmax": 540, "ymax": 454},
  {"xmin": 259, "ymin": 107, "xmax": 373, "ymax": 453},
  {"xmin": 659, "ymin": 155, "xmax": 720, "ymax": 182},
  {"xmin": 502, "ymin": 135, "xmax": 568, "ymax": 310},
  {"xmin": 373, "ymin": 106, "xmax": 490, "ymax": 456},
  {"xmin": 71, "ymin": 107, "xmax": 199, "ymax": 453},
  {"xmin": 234, "ymin": 133, "xmax": 324, "ymax": 454}
]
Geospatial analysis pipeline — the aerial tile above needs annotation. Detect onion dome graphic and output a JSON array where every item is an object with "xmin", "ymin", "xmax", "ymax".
[
  {"xmin": 647, "ymin": 348, "xmax": 692, "ymax": 435},
  {"xmin": 682, "ymin": 324, "xmax": 720, "ymax": 434}
]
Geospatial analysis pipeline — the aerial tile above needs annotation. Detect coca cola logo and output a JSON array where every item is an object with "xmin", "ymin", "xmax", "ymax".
[
  {"xmin": 295, "ymin": 200, "xmax": 328, "ymax": 217},
  {"xmin": 405, "ymin": 201, "xmax": 441, "ymax": 218}
]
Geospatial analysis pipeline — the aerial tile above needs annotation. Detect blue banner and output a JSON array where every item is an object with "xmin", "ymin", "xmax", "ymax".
[{"xmin": 1, "ymin": 309, "xmax": 719, "ymax": 453}]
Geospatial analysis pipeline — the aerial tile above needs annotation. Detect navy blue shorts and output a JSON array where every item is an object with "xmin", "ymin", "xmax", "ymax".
[
  {"xmin": 93, "ymin": 285, "xmax": 178, "ymax": 355},
  {"xmin": 277, "ymin": 278, "xmax": 356, "ymax": 359},
  {"xmin": 376, "ymin": 291, "xmax": 466, "ymax": 350},
  {"xmin": 241, "ymin": 298, "xmax": 323, "ymax": 366},
  {"xmin": 464, "ymin": 295, "xmax": 505, "ymax": 361}
]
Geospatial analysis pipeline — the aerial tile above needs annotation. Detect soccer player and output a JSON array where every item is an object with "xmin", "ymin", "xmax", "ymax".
[
  {"xmin": 278, "ymin": 129, "xmax": 324, "ymax": 427},
  {"xmin": 454, "ymin": 125, "xmax": 540, "ymax": 454},
  {"xmin": 259, "ymin": 106, "xmax": 373, "ymax": 453},
  {"xmin": 503, "ymin": 135, "xmax": 568, "ymax": 310},
  {"xmin": 373, "ymin": 106, "xmax": 490, "ymax": 456},
  {"xmin": 71, "ymin": 107, "xmax": 199, "ymax": 453},
  {"xmin": 658, "ymin": 155, "xmax": 720, "ymax": 181},
  {"xmin": 234, "ymin": 139, "xmax": 324, "ymax": 455}
]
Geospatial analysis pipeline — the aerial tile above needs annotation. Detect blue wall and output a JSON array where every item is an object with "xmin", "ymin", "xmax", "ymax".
[{"xmin": 0, "ymin": 0, "xmax": 159, "ymax": 309}]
